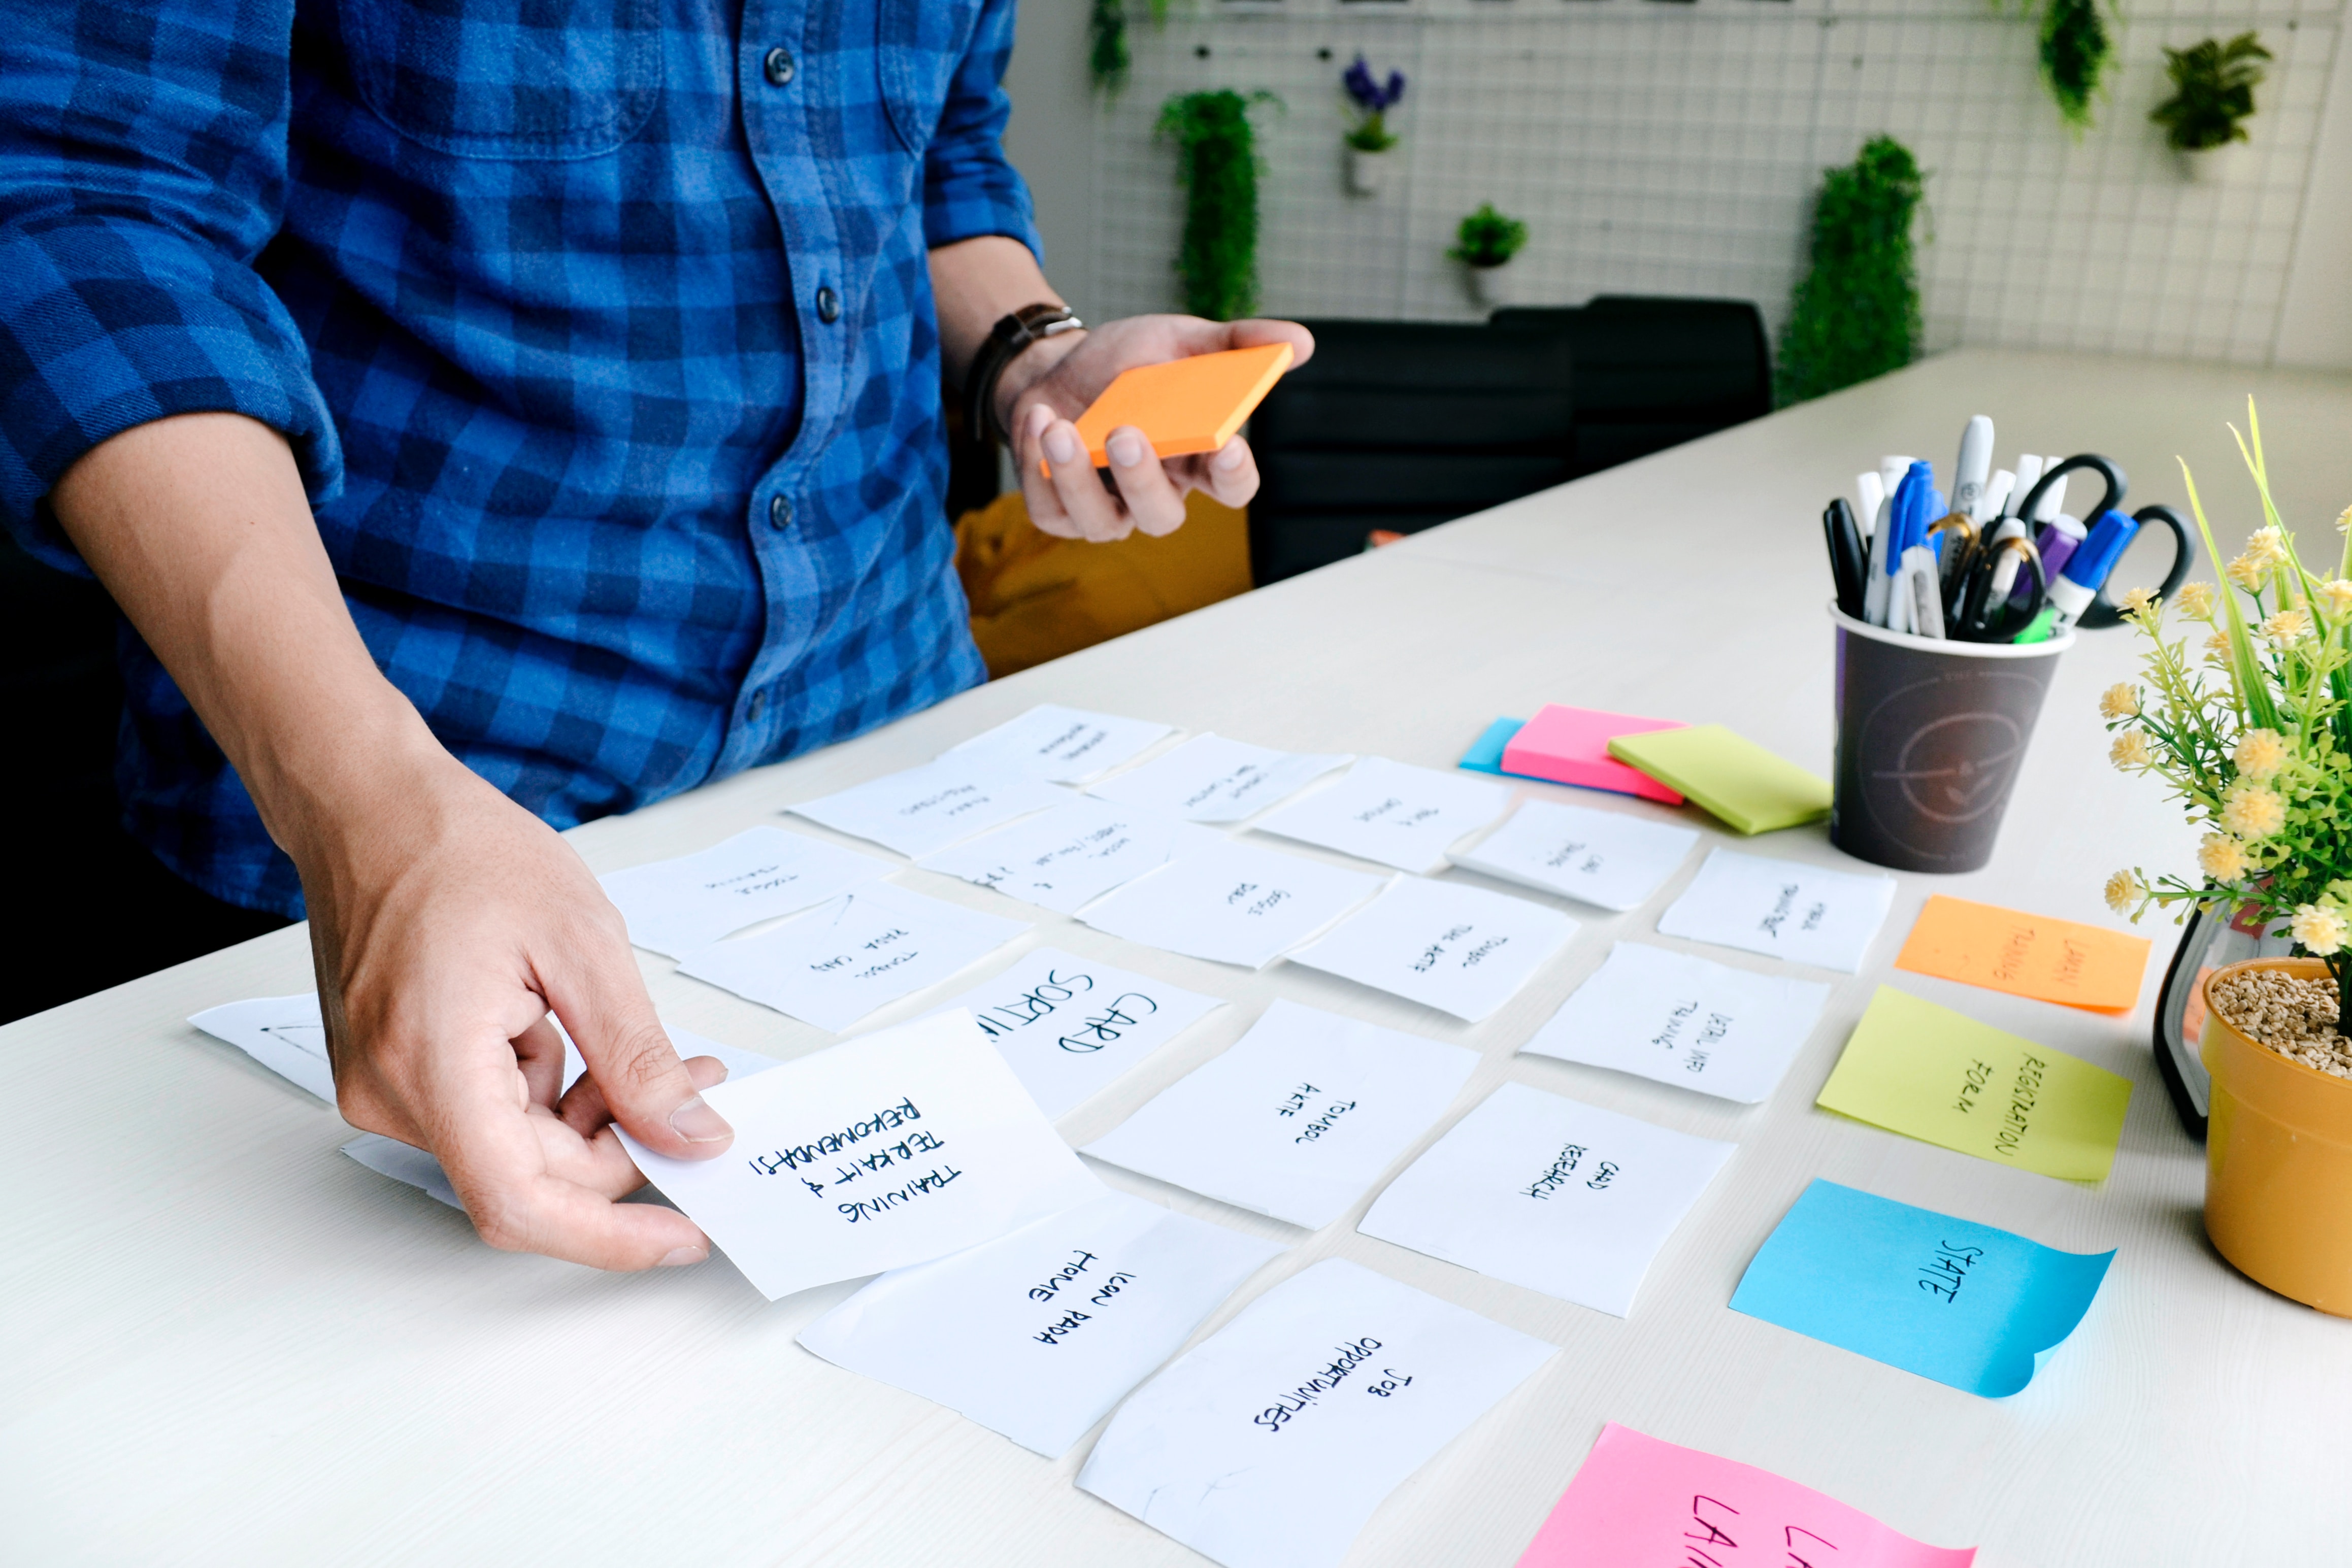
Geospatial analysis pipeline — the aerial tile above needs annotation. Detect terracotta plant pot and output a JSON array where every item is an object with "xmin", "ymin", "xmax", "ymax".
[{"xmin": 2200, "ymin": 955, "xmax": 2352, "ymax": 1315}]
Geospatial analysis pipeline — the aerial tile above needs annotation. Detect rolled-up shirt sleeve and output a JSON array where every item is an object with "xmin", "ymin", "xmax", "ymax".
[
  {"xmin": 0, "ymin": 0, "xmax": 341, "ymax": 574},
  {"xmin": 921, "ymin": 0, "xmax": 1041, "ymax": 262}
]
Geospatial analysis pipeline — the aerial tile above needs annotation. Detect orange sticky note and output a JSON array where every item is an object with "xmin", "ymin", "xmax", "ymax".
[
  {"xmin": 1894, "ymin": 895, "xmax": 2152, "ymax": 1013},
  {"xmin": 1069, "ymin": 343, "xmax": 1295, "ymax": 468}
]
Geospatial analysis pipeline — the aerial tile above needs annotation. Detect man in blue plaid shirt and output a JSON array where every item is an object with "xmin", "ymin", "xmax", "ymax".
[{"xmin": 1, "ymin": 0, "xmax": 1307, "ymax": 1268}]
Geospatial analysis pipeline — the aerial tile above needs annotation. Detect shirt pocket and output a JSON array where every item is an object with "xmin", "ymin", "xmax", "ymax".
[
  {"xmin": 341, "ymin": 0, "xmax": 663, "ymax": 160},
  {"xmin": 874, "ymin": 0, "xmax": 979, "ymax": 155}
]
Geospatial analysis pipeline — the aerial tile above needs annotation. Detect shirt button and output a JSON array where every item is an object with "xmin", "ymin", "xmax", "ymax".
[
  {"xmin": 748, "ymin": 689, "xmax": 768, "ymax": 722},
  {"xmin": 763, "ymin": 47, "xmax": 796, "ymax": 87},
  {"xmin": 769, "ymin": 494, "xmax": 792, "ymax": 529},
  {"xmin": 815, "ymin": 287, "xmax": 841, "ymax": 324}
]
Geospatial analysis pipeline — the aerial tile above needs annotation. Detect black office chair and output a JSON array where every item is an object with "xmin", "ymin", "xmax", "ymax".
[{"xmin": 1490, "ymin": 296, "xmax": 1771, "ymax": 478}]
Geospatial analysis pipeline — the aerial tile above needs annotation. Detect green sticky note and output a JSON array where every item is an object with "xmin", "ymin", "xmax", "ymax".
[
  {"xmin": 1604, "ymin": 724, "xmax": 1832, "ymax": 835},
  {"xmin": 1816, "ymin": 986, "xmax": 2133, "ymax": 1182}
]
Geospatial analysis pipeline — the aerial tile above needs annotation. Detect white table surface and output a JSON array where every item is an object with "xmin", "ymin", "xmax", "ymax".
[{"xmin": 8, "ymin": 349, "xmax": 2351, "ymax": 1567}]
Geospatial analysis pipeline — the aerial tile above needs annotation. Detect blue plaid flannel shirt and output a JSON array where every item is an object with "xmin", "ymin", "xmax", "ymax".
[{"xmin": 0, "ymin": 0, "xmax": 1036, "ymax": 916}]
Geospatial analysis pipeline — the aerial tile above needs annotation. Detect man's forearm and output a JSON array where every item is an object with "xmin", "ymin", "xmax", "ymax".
[{"xmin": 927, "ymin": 235, "xmax": 1080, "ymax": 427}]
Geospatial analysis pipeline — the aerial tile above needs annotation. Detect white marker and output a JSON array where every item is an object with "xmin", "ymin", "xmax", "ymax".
[
  {"xmin": 2032, "ymin": 457, "xmax": 2069, "ymax": 524},
  {"xmin": 1856, "ymin": 471, "xmax": 1886, "ymax": 551},
  {"xmin": 1951, "ymin": 416, "xmax": 1994, "ymax": 520},
  {"xmin": 2004, "ymin": 453, "xmax": 2045, "ymax": 519},
  {"xmin": 1865, "ymin": 487, "xmax": 1900, "ymax": 627},
  {"xmin": 1902, "ymin": 546, "xmax": 1945, "ymax": 639},
  {"xmin": 1975, "ymin": 469, "xmax": 2016, "ymax": 526}
]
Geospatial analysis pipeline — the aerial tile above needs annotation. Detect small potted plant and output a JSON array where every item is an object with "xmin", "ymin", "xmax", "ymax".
[
  {"xmin": 2151, "ymin": 32, "xmax": 2270, "ymax": 182},
  {"xmin": 1341, "ymin": 55, "xmax": 1406, "ymax": 196},
  {"xmin": 2105, "ymin": 401, "xmax": 2352, "ymax": 1314},
  {"xmin": 1449, "ymin": 203, "xmax": 1527, "ymax": 311}
]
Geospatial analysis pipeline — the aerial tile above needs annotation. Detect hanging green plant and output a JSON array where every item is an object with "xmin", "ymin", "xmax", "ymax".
[
  {"xmin": 1156, "ymin": 89, "xmax": 1279, "ymax": 321},
  {"xmin": 1775, "ymin": 136, "xmax": 1926, "ymax": 408},
  {"xmin": 2151, "ymin": 32, "xmax": 2270, "ymax": 150},
  {"xmin": 1088, "ymin": 0, "xmax": 1130, "ymax": 95},
  {"xmin": 2037, "ymin": 0, "xmax": 2114, "ymax": 131}
]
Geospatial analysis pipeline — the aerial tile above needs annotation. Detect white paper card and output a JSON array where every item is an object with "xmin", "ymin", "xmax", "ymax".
[
  {"xmin": 915, "ymin": 796, "xmax": 1206, "ymax": 915},
  {"xmin": 1448, "ymin": 799, "xmax": 1700, "ymax": 912},
  {"xmin": 1079, "ymin": 840, "xmax": 1386, "ymax": 970},
  {"xmin": 1087, "ymin": 732, "xmax": 1352, "ymax": 823},
  {"xmin": 1359, "ymin": 1083, "xmax": 1734, "ymax": 1316},
  {"xmin": 1077, "ymin": 1257, "xmax": 1556, "ymax": 1568},
  {"xmin": 617, "ymin": 1011, "xmax": 1103, "ymax": 1300},
  {"xmin": 1081, "ymin": 999, "xmax": 1478, "ymax": 1229},
  {"xmin": 1252, "ymin": 756, "xmax": 1510, "ymax": 873},
  {"xmin": 189, "ymin": 993, "xmax": 336, "ymax": 1102},
  {"xmin": 1286, "ymin": 875, "xmax": 1578, "ymax": 1023},
  {"xmin": 922, "ymin": 947, "xmax": 1225, "ymax": 1119},
  {"xmin": 1653, "ymin": 848, "xmax": 1896, "ymax": 972},
  {"xmin": 786, "ymin": 757, "xmax": 1069, "ymax": 858},
  {"xmin": 1521, "ymin": 942, "xmax": 1831, "ymax": 1104},
  {"xmin": 947, "ymin": 703, "xmax": 1176, "ymax": 783},
  {"xmin": 677, "ymin": 882, "xmax": 1029, "ymax": 1031},
  {"xmin": 798, "ymin": 1190, "xmax": 1283, "ymax": 1457},
  {"xmin": 598, "ymin": 826, "xmax": 891, "ymax": 958}
]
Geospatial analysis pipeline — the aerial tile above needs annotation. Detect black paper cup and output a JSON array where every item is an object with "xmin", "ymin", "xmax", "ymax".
[{"xmin": 1828, "ymin": 604, "xmax": 2074, "ymax": 874}]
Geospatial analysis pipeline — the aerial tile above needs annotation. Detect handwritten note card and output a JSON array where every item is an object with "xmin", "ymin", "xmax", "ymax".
[
  {"xmin": 797, "ymin": 1190, "xmax": 1282, "ymax": 1457},
  {"xmin": 947, "ymin": 703, "xmax": 1176, "ymax": 783},
  {"xmin": 1251, "ymin": 756, "xmax": 1511, "ymax": 873},
  {"xmin": 618, "ymin": 1011, "xmax": 1102, "ymax": 1300},
  {"xmin": 598, "ymin": 826, "xmax": 890, "ymax": 958},
  {"xmin": 1816, "ymin": 987, "xmax": 2133, "ymax": 1181},
  {"xmin": 1516, "ymin": 1422, "xmax": 1977, "ymax": 1567},
  {"xmin": 1081, "ymin": 998, "xmax": 1479, "ymax": 1228},
  {"xmin": 916, "ymin": 796, "xmax": 1204, "ymax": 915},
  {"xmin": 922, "ymin": 947, "xmax": 1224, "ymax": 1119},
  {"xmin": 786, "ymin": 757, "xmax": 1068, "ymax": 858},
  {"xmin": 1521, "ymin": 943, "xmax": 1831, "ymax": 1104},
  {"xmin": 1655, "ymin": 848, "xmax": 1896, "ymax": 973},
  {"xmin": 1730, "ymin": 1180, "xmax": 2113, "ymax": 1397},
  {"xmin": 1360, "ymin": 1083, "xmax": 1733, "ymax": 1316},
  {"xmin": 1079, "ymin": 839, "xmax": 1386, "ymax": 970},
  {"xmin": 1078, "ymin": 1257, "xmax": 1557, "ymax": 1568},
  {"xmin": 1448, "ymin": 799, "xmax": 1699, "ymax": 913},
  {"xmin": 677, "ymin": 883, "xmax": 1029, "ymax": 1031},
  {"xmin": 1287, "ymin": 875, "xmax": 1579, "ymax": 1023},
  {"xmin": 1895, "ymin": 895, "xmax": 2153, "ymax": 1012},
  {"xmin": 189, "ymin": 992, "xmax": 337, "ymax": 1103},
  {"xmin": 1087, "ymin": 732, "xmax": 1352, "ymax": 823}
]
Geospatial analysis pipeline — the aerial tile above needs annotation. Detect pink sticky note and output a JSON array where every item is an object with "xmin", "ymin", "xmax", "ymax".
[
  {"xmin": 1516, "ymin": 1424, "xmax": 1976, "ymax": 1568},
  {"xmin": 1501, "ymin": 704, "xmax": 1687, "ymax": 805}
]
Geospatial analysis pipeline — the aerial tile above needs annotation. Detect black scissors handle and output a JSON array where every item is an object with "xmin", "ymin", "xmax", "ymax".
[
  {"xmin": 2075, "ymin": 504, "xmax": 2199, "ymax": 629},
  {"xmin": 2013, "ymin": 452, "xmax": 2127, "ymax": 532},
  {"xmin": 1954, "ymin": 536, "xmax": 2046, "ymax": 642}
]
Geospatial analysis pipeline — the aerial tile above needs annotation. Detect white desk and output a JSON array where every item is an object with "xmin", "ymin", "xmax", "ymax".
[{"xmin": 7, "ymin": 350, "xmax": 2350, "ymax": 1566}]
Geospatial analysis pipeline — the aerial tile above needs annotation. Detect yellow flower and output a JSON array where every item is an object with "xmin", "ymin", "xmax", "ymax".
[
  {"xmin": 2320, "ymin": 579, "xmax": 2352, "ymax": 619},
  {"xmin": 2243, "ymin": 525, "xmax": 2288, "ymax": 566},
  {"xmin": 2098, "ymin": 682, "xmax": 2139, "ymax": 720},
  {"xmin": 2260, "ymin": 608, "xmax": 2312, "ymax": 644},
  {"xmin": 2205, "ymin": 628, "xmax": 2235, "ymax": 664},
  {"xmin": 2293, "ymin": 904, "xmax": 2350, "ymax": 957},
  {"xmin": 2176, "ymin": 581, "xmax": 2216, "ymax": 619},
  {"xmin": 2104, "ymin": 870, "xmax": 2143, "ymax": 915},
  {"xmin": 2108, "ymin": 731, "xmax": 2151, "ymax": 770},
  {"xmin": 2234, "ymin": 728, "xmax": 2290, "ymax": 780},
  {"xmin": 2119, "ymin": 585, "xmax": 2159, "ymax": 620},
  {"xmin": 2226, "ymin": 553, "xmax": 2265, "ymax": 591},
  {"xmin": 2197, "ymin": 833, "xmax": 2249, "ymax": 883},
  {"xmin": 2222, "ymin": 784, "xmax": 2286, "ymax": 839},
  {"xmin": 2337, "ymin": 505, "xmax": 2351, "ymax": 536}
]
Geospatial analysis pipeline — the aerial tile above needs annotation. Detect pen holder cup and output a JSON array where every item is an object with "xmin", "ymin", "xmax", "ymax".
[{"xmin": 1828, "ymin": 604, "xmax": 2074, "ymax": 875}]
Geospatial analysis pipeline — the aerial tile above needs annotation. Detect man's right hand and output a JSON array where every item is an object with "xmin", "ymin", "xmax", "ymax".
[{"xmin": 52, "ymin": 413, "xmax": 732, "ymax": 1269}]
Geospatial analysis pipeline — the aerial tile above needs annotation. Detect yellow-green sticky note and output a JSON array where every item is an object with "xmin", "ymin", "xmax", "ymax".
[
  {"xmin": 1605, "ymin": 724, "xmax": 1832, "ymax": 835},
  {"xmin": 1817, "ymin": 986, "xmax": 2133, "ymax": 1182}
]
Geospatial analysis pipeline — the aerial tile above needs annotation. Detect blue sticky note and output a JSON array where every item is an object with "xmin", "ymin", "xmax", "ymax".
[
  {"xmin": 1729, "ymin": 1179, "xmax": 2112, "ymax": 1397},
  {"xmin": 1459, "ymin": 717, "xmax": 1526, "ymax": 775}
]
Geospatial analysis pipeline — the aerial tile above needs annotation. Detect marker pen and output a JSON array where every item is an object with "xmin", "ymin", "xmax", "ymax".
[
  {"xmin": 2031, "ymin": 460, "xmax": 2069, "ymax": 524},
  {"xmin": 2020, "ymin": 510, "xmax": 2140, "ymax": 640},
  {"xmin": 1903, "ymin": 545, "xmax": 1946, "ymax": 638},
  {"xmin": 1975, "ymin": 469, "xmax": 2015, "ymax": 526},
  {"xmin": 1856, "ymin": 471, "xmax": 1886, "ymax": 556},
  {"xmin": 2004, "ymin": 454, "xmax": 2045, "ymax": 519},
  {"xmin": 1951, "ymin": 416, "xmax": 1994, "ymax": 520},
  {"xmin": 2036, "ymin": 513, "xmax": 2088, "ymax": 584}
]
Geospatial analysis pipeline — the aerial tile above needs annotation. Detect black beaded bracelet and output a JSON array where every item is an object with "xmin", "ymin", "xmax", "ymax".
[{"xmin": 964, "ymin": 303, "xmax": 1084, "ymax": 447}]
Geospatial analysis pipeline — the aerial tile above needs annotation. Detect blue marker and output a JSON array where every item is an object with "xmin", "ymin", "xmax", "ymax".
[{"xmin": 2018, "ymin": 509, "xmax": 2139, "ymax": 641}]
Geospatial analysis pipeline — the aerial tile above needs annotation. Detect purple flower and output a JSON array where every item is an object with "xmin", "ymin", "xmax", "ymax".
[{"xmin": 1342, "ymin": 55, "xmax": 1406, "ymax": 115}]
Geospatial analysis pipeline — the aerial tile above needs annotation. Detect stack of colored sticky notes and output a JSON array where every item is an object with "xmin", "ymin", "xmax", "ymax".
[
  {"xmin": 1069, "ymin": 342, "xmax": 1295, "ymax": 468},
  {"xmin": 1502, "ymin": 704, "xmax": 1686, "ymax": 804},
  {"xmin": 1606, "ymin": 723, "xmax": 1832, "ymax": 835}
]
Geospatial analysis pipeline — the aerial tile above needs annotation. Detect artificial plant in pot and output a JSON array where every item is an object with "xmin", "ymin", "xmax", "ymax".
[
  {"xmin": 2151, "ymin": 33, "xmax": 2271, "ymax": 181},
  {"xmin": 1158, "ymin": 90, "xmax": 1279, "ymax": 321},
  {"xmin": 2105, "ymin": 403, "xmax": 2352, "ymax": 1313},
  {"xmin": 1341, "ymin": 56, "xmax": 1406, "ymax": 196},
  {"xmin": 1449, "ymin": 203, "xmax": 1526, "ymax": 311}
]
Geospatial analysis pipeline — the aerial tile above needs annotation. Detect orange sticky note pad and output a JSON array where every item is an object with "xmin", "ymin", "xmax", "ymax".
[
  {"xmin": 1069, "ymin": 343, "xmax": 1295, "ymax": 468},
  {"xmin": 1894, "ymin": 894, "xmax": 2153, "ymax": 1013}
]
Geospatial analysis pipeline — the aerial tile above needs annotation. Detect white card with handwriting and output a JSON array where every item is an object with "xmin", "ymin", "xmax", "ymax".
[
  {"xmin": 617, "ymin": 1011, "xmax": 1102, "ymax": 1300},
  {"xmin": 915, "ymin": 796, "xmax": 1207, "ymax": 915},
  {"xmin": 1448, "ymin": 799, "xmax": 1700, "ymax": 912},
  {"xmin": 1521, "ymin": 942, "xmax": 1831, "ymax": 1104},
  {"xmin": 1078, "ymin": 1257, "xmax": 1557, "ymax": 1568},
  {"xmin": 798, "ymin": 1189, "xmax": 1282, "ymax": 1457},
  {"xmin": 1080, "ymin": 999, "xmax": 1477, "ymax": 1229},
  {"xmin": 1087, "ymin": 732, "xmax": 1352, "ymax": 823},
  {"xmin": 921, "ymin": 947, "xmax": 1225, "ymax": 1119},
  {"xmin": 1286, "ymin": 875, "xmax": 1579, "ymax": 1022},
  {"xmin": 785, "ymin": 757, "xmax": 1070, "ymax": 858},
  {"xmin": 1358, "ymin": 1083, "xmax": 1733, "ymax": 1317},
  {"xmin": 677, "ymin": 883, "xmax": 1029, "ymax": 1031},
  {"xmin": 599, "ymin": 826, "xmax": 891, "ymax": 958},
  {"xmin": 1654, "ymin": 848, "xmax": 1895, "ymax": 973},
  {"xmin": 1251, "ymin": 756, "xmax": 1510, "ymax": 873},
  {"xmin": 189, "ymin": 992, "xmax": 338, "ymax": 1102},
  {"xmin": 946, "ymin": 703, "xmax": 1177, "ymax": 784},
  {"xmin": 1078, "ymin": 839, "xmax": 1386, "ymax": 970}
]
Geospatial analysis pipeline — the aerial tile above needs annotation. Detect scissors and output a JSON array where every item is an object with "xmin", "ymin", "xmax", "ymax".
[{"xmin": 1949, "ymin": 534, "xmax": 2048, "ymax": 642}]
